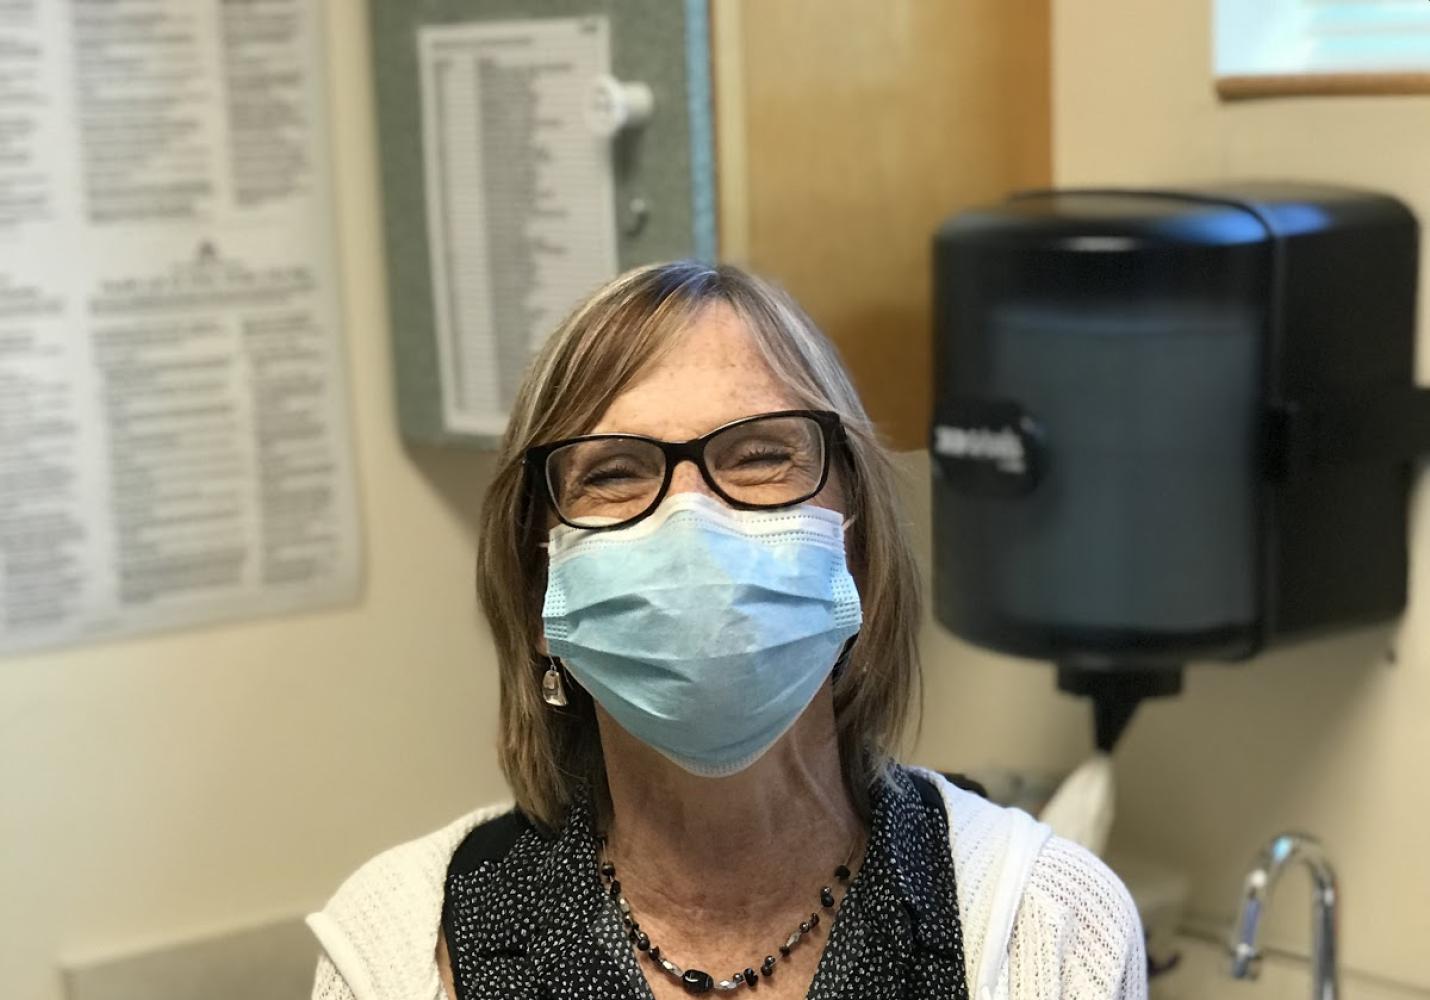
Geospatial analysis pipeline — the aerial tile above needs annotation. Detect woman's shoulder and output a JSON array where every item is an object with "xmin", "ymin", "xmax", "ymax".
[
  {"xmin": 304, "ymin": 801, "xmax": 515, "ymax": 1000},
  {"xmin": 1011, "ymin": 833, "xmax": 1146, "ymax": 994},
  {"xmin": 907, "ymin": 766, "xmax": 1145, "ymax": 997},
  {"xmin": 907, "ymin": 764, "xmax": 1136, "ymax": 909}
]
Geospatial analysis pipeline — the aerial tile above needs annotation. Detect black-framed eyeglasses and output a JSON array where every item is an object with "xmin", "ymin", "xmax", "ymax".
[{"xmin": 525, "ymin": 409, "xmax": 844, "ymax": 531}]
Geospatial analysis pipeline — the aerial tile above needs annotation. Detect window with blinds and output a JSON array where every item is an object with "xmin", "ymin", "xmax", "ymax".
[{"xmin": 1215, "ymin": 0, "xmax": 1430, "ymax": 97}]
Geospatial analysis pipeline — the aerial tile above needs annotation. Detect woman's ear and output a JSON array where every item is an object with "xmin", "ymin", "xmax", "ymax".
[{"xmin": 536, "ymin": 633, "xmax": 550, "ymax": 657}]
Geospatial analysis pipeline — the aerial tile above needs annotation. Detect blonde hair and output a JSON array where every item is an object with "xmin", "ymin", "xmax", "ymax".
[{"xmin": 476, "ymin": 261, "xmax": 922, "ymax": 829}]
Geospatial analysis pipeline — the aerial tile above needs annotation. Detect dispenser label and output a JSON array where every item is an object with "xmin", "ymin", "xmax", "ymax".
[{"xmin": 931, "ymin": 397, "xmax": 1044, "ymax": 497}]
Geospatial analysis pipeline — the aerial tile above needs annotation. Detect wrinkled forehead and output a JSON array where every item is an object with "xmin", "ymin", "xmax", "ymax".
[{"xmin": 588, "ymin": 301, "xmax": 807, "ymax": 442}]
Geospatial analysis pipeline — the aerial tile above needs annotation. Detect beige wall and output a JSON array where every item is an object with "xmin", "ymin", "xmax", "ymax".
[
  {"xmin": 1052, "ymin": 0, "xmax": 1430, "ymax": 990},
  {"xmin": 0, "ymin": 5, "xmax": 509, "ymax": 999}
]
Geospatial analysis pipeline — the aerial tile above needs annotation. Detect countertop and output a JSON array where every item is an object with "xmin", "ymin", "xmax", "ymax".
[{"xmin": 1151, "ymin": 935, "xmax": 1428, "ymax": 1000}]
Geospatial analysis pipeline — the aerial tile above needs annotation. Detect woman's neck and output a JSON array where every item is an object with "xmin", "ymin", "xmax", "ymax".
[{"xmin": 595, "ymin": 686, "xmax": 867, "ymax": 925}]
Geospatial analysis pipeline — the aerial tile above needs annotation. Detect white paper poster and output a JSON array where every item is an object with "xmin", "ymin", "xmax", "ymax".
[
  {"xmin": 0, "ymin": 0, "xmax": 361, "ymax": 655},
  {"xmin": 418, "ymin": 15, "xmax": 620, "ymax": 436}
]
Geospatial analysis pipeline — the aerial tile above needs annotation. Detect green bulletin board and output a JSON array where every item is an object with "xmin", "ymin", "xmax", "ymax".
[{"xmin": 368, "ymin": 0, "xmax": 716, "ymax": 446}]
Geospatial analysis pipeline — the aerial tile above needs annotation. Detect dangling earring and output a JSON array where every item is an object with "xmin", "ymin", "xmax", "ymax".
[{"xmin": 542, "ymin": 657, "xmax": 569, "ymax": 707}]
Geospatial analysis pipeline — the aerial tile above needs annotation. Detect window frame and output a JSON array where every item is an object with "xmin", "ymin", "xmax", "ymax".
[{"xmin": 1214, "ymin": 0, "xmax": 1430, "ymax": 99}]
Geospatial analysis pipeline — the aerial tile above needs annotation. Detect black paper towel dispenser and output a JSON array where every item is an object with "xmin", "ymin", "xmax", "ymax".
[{"xmin": 931, "ymin": 184, "xmax": 1427, "ymax": 752}]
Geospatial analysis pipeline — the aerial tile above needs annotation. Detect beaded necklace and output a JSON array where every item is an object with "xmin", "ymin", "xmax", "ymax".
[{"xmin": 595, "ymin": 831, "xmax": 861, "ymax": 994}]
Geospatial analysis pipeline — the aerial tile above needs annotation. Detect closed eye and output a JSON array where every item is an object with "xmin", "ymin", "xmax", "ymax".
[
  {"xmin": 581, "ymin": 463, "xmax": 648, "ymax": 486},
  {"xmin": 729, "ymin": 447, "xmax": 794, "ymax": 468}
]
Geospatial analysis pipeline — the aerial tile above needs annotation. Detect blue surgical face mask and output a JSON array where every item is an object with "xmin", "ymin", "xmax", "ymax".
[{"xmin": 542, "ymin": 492, "xmax": 862, "ymax": 777}]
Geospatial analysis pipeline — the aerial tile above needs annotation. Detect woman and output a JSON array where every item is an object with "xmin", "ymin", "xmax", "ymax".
[{"xmin": 307, "ymin": 262, "xmax": 1146, "ymax": 1000}]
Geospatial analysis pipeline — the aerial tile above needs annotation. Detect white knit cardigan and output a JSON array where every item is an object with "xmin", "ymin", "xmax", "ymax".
[{"xmin": 306, "ymin": 768, "xmax": 1147, "ymax": 1000}]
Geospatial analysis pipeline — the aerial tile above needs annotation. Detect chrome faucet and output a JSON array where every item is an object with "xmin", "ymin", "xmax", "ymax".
[{"xmin": 1229, "ymin": 832, "xmax": 1339, "ymax": 1000}]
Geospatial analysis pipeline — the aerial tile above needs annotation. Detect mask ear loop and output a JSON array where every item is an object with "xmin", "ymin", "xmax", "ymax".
[{"xmin": 831, "ymin": 510, "xmax": 859, "ymax": 683}]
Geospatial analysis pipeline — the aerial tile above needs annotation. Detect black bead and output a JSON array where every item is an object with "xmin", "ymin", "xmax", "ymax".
[
  {"xmin": 779, "ymin": 943, "xmax": 790, "ymax": 956},
  {"xmin": 761, "ymin": 956, "xmax": 776, "ymax": 976},
  {"xmin": 743, "ymin": 968, "xmax": 757, "ymax": 988},
  {"xmin": 636, "ymin": 931, "xmax": 650, "ymax": 951},
  {"xmin": 821, "ymin": 885, "xmax": 836, "ymax": 908},
  {"xmin": 650, "ymin": 945, "xmax": 661, "ymax": 961},
  {"xmin": 682, "ymin": 969, "xmax": 714, "ymax": 994},
  {"xmin": 609, "ymin": 879, "xmax": 621, "ymax": 896},
  {"xmin": 810, "ymin": 912, "xmax": 820, "ymax": 927},
  {"xmin": 600, "ymin": 861, "xmax": 615, "ymax": 878},
  {"xmin": 799, "ymin": 920, "xmax": 810, "ymax": 933},
  {"xmin": 834, "ymin": 864, "xmax": 850, "ymax": 881}
]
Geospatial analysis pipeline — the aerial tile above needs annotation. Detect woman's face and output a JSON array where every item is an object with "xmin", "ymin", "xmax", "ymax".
[{"xmin": 581, "ymin": 302, "xmax": 847, "ymax": 517}]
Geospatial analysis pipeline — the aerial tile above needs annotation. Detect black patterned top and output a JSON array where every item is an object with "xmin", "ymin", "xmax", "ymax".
[{"xmin": 441, "ymin": 765, "xmax": 970, "ymax": 1000}]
